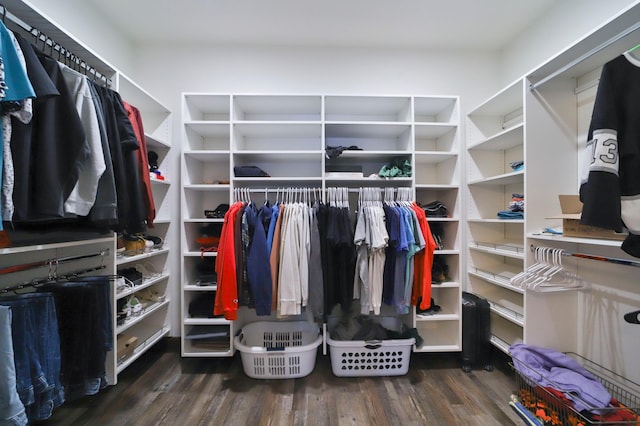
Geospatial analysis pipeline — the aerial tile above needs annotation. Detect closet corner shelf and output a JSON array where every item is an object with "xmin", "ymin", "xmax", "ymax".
[
  {"xmin": 414, "ymin": 152, "xmax": 458, "ymax": 164},
  {"xmin": 150, "ymin": 178, "xmax": 171, "ymax": 186},
  {"xmin": 145, "ymin": 133, "xmax": 171, "ymax": 149},
  {"xmin": 116, "ymin": 273, "xmax": 170, "ymax": 300},
  {"xmin": 490, "ymin": 335, "xmax": 511, "ymax": 354},
  {"xmin": 414, "ymin": 344, "xmax": 461, "ymax": 353},
  {"xmin": 416, "ymin": 312, "xmax": 459, "ymax": 322},
  {"xmin": 184, "ymin": 184, "xmax": 231, "ymax": 191},
  {"xmin": 414, "ymin": 183, "xmax": 458, "ymax": 190},
  {"xmin": 468, "ymin": 268, "xmax": 524, "ymax": 294},
  {"xmin": 184, "ymin": 251, "xmax": 217, "ymax": 257},
  {"xmin": 184, "ymin": 150, "xmax": 231, "ymax": 160},
  {"xmin": 468, "ymin": 218, "xmax": 525, "ymax": 224},
  {"xmin": 116, "ymin": 299, "xmax": 170, "ymax": 334},
  {"xmin": 467, "ymin": 171, "xmax": 524, "ymax": 186},
  {"xmin": 116, "ymin": 248, "xmax": 170, "ymax": 266},
  {"xmin": 116, "ymin": 326, "xmax": 170, "ymax": 373},
  {"xmin": 431, "ymin": 281, "xmax": 460, "ymax": 289},
  {"xmin": 434, "ymin": 249, "xmax": 459, "ymax": 255},
  {"xmin": 184, "ymin": 284, "xmax": 218, "ymax": 291},
  {"xmin": 469, "ymin": 242, "xmax": 525, "ymax": 259},
  {"xmin": 527, "ymin": 233, "xmax": 624, "ymax": 247},
  {"xmin": 489, "ymin": 302, "xmax": 524, "ymax": 327},
  {"xmin": 183, "ymin": 317, "xmax": 231, "ymax": 326},
  {"xmin": 467, "ymin": 123, "xmax": 524, "ymax": 151}
]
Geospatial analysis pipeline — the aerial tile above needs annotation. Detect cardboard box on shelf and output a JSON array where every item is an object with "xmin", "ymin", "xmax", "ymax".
[
  {"xmin": 117, "ymin": 335, "xmax": 138, "ymax": 361},
  {"xmin": 548, "ymin": 195, "xmax": 626, "ymax": 241}
]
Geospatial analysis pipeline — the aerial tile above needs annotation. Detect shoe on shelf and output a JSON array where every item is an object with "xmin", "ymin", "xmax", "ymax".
[
  {"xmin": 127, "ymin": 296, "xmax": 143, "ymax": 316},
  {"xmin": 136, "ymin": 287, "xmax": 165, "ymax": 308}
]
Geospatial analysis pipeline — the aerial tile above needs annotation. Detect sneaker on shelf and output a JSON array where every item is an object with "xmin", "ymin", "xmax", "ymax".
[
  {"xmin": 136, "ymin": 287, "xmax": 165, "ymax": 308},
  {"xmin": 127, "ymin": 296, "xmax": 143, "ymax": 316}
]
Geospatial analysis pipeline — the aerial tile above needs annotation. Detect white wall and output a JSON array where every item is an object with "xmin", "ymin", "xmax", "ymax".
[
  {"xmin": 22, "ymin": 0, "xmax": 135, "ymax": 75},
  {"xmin": 499, "ymin": 0, "xmax": 639, "ymax": 84},
  {"xmin": 132, "ymin": 45, "xmax": 500, "ymax": 122}
]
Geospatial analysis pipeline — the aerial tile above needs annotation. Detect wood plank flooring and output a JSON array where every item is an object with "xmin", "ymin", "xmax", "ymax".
[{"xmin": 45, "ymin": 339, "xmax": 523, "ymax": 425}]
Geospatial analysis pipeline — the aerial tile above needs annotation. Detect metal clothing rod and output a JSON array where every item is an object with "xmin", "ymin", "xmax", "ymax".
[
  {"xmin": 530, "ymin": 245, "xmax": 640, "ymax": 268},
  {"xmin": 0, "ymin": 249, "xmax": 109, "ymax": 276},
  {"xmin": 0, "ymin": 264, "xmax": 109, "ymax": 294},
  {"xmin": 529, "ymin": 20, "xmax": 640, "ymax": 90},
  {"xmin": 0, "ymin": 3, "xmax": 111, "ymax": 85}
]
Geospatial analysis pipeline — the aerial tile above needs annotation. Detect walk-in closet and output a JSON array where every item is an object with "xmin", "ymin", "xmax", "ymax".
[{"xmin": 1, "ymin": 0, "xmax": 640, "ymax": 424}]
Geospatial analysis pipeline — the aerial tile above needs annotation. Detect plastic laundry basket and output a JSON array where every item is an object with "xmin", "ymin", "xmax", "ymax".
[
  {"xmin": 327, "ymin": 316, "xmax": 415, "ymax": 377},
  {"xmin": 234, "ymin": 321, "xmax": 322, "ymax": 379}
]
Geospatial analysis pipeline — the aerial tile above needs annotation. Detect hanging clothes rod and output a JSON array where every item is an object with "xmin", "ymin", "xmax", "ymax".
[
  {"xmin": 530, "ymin": 245, "xmax": 640, "ymax": 268},
  {"xmin": 0, "ymin": 3, "xmax": 112, "ymax": 86},
  {"xmin": 0, "ymin": 249, "xmax": 109, "ymax": 276},
  {"xmin": 0, "ymin": 264, "xmax": 109, "ymax": 294},
  {"xmin": 233, "ymin": 187, "xmax": 412, "ymax": 193},
  {"xmin": 529, "ymin": 20, "xmax": 640, "ymax": 90}
]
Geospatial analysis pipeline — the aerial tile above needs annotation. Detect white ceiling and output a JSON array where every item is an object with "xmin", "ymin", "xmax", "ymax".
[{"xmin": 84, "ymin": 0, "xmax": 559, "ymax": 49}]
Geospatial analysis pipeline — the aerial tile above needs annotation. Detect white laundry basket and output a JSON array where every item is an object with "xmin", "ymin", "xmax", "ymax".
[
  {"xmin": 327, "ymin": 316, "xmax": 415, "ymax": 377},
  {"xmin": 234, "ymin": 321, "xmax": 322, "ymax": 379}
]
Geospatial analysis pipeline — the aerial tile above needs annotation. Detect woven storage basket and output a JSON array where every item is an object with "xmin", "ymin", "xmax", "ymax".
[{"xmin": 234, "ymin": 321, "xmax": 321, "ymax": 379}]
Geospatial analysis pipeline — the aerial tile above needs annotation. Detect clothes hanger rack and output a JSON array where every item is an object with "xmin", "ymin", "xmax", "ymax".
[
  {"xmin": 0, "ymin": 3, "xmax": 112, "ymax": 86},
  {"xmin": 0, "ymin": 249, "xmax": 109, "ymax": 276},
  {"xmin": 530, "ymin": 19, "xmax": 640, "ymax": 90},
  {"xmin": 529, "ymin": 245, "xmax": 640, "ymax": 268}
]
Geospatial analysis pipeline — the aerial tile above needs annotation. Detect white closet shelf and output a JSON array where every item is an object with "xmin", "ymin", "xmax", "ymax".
[
  {"xmin": 185, "ymin": 122, "xmax": 230, "ymax": 137},
  {"xmin": 468, "ymin": 267, "xmax": 524, "ymax": 293},
  {"xmin": 116, "ymin": 327, "xmax": 170, "ymax": 373},
  {"xmin": 150, "ymin": 178, "xmax": 171, "ymax": 186},
  {"xmin": 184, "ymin": 284, "xmax": 218, "ymax": 291},
  {"xmin": 146, "ymin": 133, "xmax": 171, "ymax": 149},
  {"xmin": 468, "ymin": 123, "xmax": 524, "ymax": 151},
  {"xmin": 324, "ymin": 177, "xmax": 412, "ymax": 186},
  {"xmin": 414, "ymin": 183, "xmax": 459, "ymax": 190},
  {"xmin": 184, "ymin": 184, "xmax": 230, "ymax": 191},
  {"xmin": 416, "ymin": 312, "xmax": 459, "ymax": 321},
  {"xmin": 116, "ymin": 248, "xmax": 169, "ymax": 266},
  {"xmin": 468, "ymin": 218, "xmax": 525, "ymax": 224},
  {"xmin": 184, "ymin": 251, "xmax": 217, "ymax": 258},
  {"xmin": 469, "ymin": 246, "xmax": 525, "ymax": 260},
  {"xmin": 116, "ymin": 273, "xmax": 170, "ymax": 300},
  {"xmin": 527, "ymin": 233, "xmax": 625, "ymax": 247},
  {"xmin": 233, "ymin": 150, "xmax": 323, "ymax": 157},
  {"xmin": 184, "ymin": 150, "xmax": 231, "ymax": 160},
  {"xmin": 489, "ymin": 302, "xmax": 524, "ymax": 327},
  {"xmin": 183, "ymin": 318, "xmax": 231, "ymax": 325},
  {"xmin": 490, "ymin": 335, "xmax": 511, "ymax": 354},
  {"xmin": 325, "ymin": 122, "xmax": 411, "ymax": 138},
  {"xmin": 414, "ymin": 123, "xmax": 458, "ymax": 139},
  {"xmin": 116, "ymin": 299, "xmax": 170, "ymax": 334},
  {"xmin": 414, "ymin": 152, "xmax": 458, "ymax": 164},
  {"xmin": 468, "ymin": 80, "xmax": 522, "ymax": 117},
  {"xmin": 467, "ymin": 171, "xmax": 524, "ymax": 186},
  {"xmin": 182, "ymin": 93, "xmax": 462, "ymax": 357}
]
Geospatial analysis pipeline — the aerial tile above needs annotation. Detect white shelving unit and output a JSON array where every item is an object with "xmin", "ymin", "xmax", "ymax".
[
  {"xmin": 0, "ymin": 0, "xmax": 174, "ymax": 385},
  {"xmin": 180, "ymin": 93, "xmax": 462, "ymax": 356},
  {"xmin": 465, "ymin": 79, "xmax": 526, "ymax": 353},
  {"xmin": 521, "ymin": 2, "xmax": 640, "ymax": 383},
  {"xmin": 463, "ymin": 3, "xmax": 640, "ymax": 384}
]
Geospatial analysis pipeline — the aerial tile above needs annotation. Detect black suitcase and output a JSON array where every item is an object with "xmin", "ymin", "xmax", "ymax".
[{"xmin": 461, "ymin": 291, "xmax": 493, "ymax": 372}]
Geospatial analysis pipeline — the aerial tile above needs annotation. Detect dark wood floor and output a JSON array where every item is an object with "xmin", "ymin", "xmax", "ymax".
[{"xmin": 42, "ymin": 339, "xmax": 523, "ymax": 425}]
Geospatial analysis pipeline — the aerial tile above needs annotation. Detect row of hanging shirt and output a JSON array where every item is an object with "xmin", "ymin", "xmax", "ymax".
[
  {"xmin": 0, "ymin": 18, "xmax": 154, "ymax": 234},
  {"xmin": 354, "ymin": 187, "xmax": 437, "ymax": 315},
  {"xmin": 213, "ymin": 187, "xmax": 438, "ymax": 321}
]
